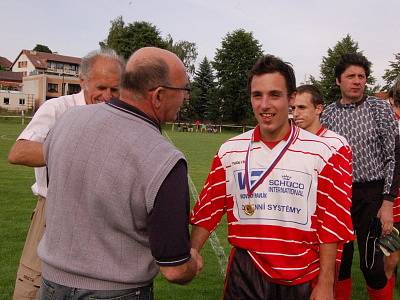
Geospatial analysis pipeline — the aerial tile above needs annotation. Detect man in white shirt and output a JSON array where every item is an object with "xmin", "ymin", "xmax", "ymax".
[{"xmin": 8, "ymin": 48, "xmax": 124, "ymax": 300}]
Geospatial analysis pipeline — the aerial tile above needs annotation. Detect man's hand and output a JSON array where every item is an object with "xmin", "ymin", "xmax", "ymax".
[
  {"xmin": 190, "ymin": 248, "xmax": 203, "ymax": 275},
  {"xmin": 310, "ymin": 242, "xmax": 336, "ymax": 300},
  {"xmin": 377, "ymin": 200, "xmax": 394, "ymax": 235},
  {"xmin": 159, "ymin": 249, "xmax": 203, "ymax": 285},
  {"xmin": 310, "ymin": 280, "xmax": 334, "ymax": 300}
]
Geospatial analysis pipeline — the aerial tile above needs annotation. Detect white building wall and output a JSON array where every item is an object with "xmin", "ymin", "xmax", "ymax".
[
  {"xmin": 12, "ymin": 52, "xmax": 36, "ymax": 75},
  {"xmin": 0, "ymin": 90, "xmax": 30, "ymax": 111}
]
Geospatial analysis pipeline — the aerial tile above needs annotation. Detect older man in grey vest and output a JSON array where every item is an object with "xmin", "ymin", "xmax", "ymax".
[{"xmin": 37, "ymin": 47, "xmax": 202, "ymax": 299}]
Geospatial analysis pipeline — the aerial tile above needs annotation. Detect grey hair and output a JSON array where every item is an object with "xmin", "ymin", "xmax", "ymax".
[{"xmin": 79, "ymin": 48, "xmax": 125, "ymax": 79}]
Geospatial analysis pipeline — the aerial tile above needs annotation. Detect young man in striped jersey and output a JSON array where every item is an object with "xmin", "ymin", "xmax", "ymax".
[
  {"xmin": 321, "ymin": 53, "xmax": 400, "ymax": 300},
  {"xmin": 190, "ymin": 55, "xmax": 353, "ymax": 300},
  {"xmin": 291, "ymin": 84, "xmax": 353, "ymax": 300}
]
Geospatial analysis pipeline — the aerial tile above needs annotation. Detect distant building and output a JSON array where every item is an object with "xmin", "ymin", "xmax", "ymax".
[
  {"xmin": 0, "ymin": 71, "xmax": 23, "ymax": 91},
  {"xmin": 11, "ymin": 50, "xmax": 82, "ymax": 108},
  {"xmin": 0, "ymin": 89, "xmax": 34, "ymax": 111},
  {"xmin": 0, "ymin": 56, "xmax": 12, "ymax": 70}
]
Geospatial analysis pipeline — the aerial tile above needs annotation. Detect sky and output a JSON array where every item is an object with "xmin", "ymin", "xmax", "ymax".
[{"xmin": 1, "ymin": 0, "xmax": 399, "ymax": 86}]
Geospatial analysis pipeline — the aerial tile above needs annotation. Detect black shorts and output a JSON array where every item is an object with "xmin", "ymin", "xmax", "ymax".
[{"xmin": 223, "ymin": 248, "xmax": 313, "ymax": 300}]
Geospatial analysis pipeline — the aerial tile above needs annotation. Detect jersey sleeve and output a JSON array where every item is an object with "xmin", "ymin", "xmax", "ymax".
[
  {"xmin": 314, "ymin": 151, "xmax": 354, "ymax": 245},
  {"xmin": 336, "ymin": 145, "xmax": 353, "ymax": 204},
  {"xmin": 190, "ymin": 154, "xmax": 227, "ymax": 233}
]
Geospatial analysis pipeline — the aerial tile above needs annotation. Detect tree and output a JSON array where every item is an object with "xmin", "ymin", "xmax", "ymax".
[
  {"xmin": 213, "ymin": 29, "xmax": 263, "ymax": 124},
  {"xmin": 100, "ymin": 17, "xmax": 166, "ymax": 60},
  {"xmin": 164, "ymin": 35, "xmax": 198, "ymax": 77},
  {"xmin": 33, "ymin": 44, "xmax": 52, "ymax": 53},
  {"xmin": 382, "ymin": 53, "xmax": 400, "ymax": 91},
  {"xmin": 101, "ymin": 17, "xmax": 198, "ymax": 75},
  {"xmin": 188, "ymin": 57, "xmax": 218, "ymax": 121},
  {"xmin": 311, "ymin": 34, "xmax": 375, "ymax": 104}
]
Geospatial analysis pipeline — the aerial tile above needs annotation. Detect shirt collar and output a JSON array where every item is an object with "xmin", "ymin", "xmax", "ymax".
[
  {"xmin": 335, "ymin": 95, "xmax": 367, "ymax": 108},
  {"xmin": 252, "ymin": 124, "xmax": 291, "ymax": 143},
  {"xmin": 106, "ymin": 98, "xmax": 161, "ymax": 132}
]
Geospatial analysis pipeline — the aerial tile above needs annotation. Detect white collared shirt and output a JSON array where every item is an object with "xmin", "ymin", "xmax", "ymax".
[{"xmin": 18, "ymin": 91, "xmax": 86, "ymax": 197}]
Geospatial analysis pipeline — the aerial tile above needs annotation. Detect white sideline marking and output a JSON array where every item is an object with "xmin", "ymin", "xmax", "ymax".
[{"xmin": 164, "ymin": 131, "xmax": 228, "ymax": 276}]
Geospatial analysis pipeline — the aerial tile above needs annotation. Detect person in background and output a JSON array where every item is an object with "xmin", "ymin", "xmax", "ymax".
[
  {"xmin": 291, "ymin": 84, "xmax": 354, "ymax": 300},
  {"xmin": 8, "ymin": 48, "xmax": 124, "ymax": 300},
  {"xmin": 385, "ymin": 78, "xmax": 400, "ymax": 282},
  {"xmin": 321, "ymin": 53, "xmax": 399, "ymax": 300}
]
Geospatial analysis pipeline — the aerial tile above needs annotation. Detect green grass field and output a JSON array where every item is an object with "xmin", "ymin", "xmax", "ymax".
[{"xmin": 0, "ymin": 117, "xmax": 398, "ymax": 299}]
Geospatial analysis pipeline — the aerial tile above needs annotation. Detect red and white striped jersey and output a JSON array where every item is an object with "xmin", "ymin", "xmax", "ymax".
[
  {"xmin": 316, "ymin": 127, "xmax": 353, "ymax": 262},
  {"xmin": 393, "ymin": 195, "xmax": 400, "ymax": 223},
  {"xmin": 394, "ymin": 115, "xmax": 400, "ymax": 223},
  {"xmin": 191, "ymin": 125, "xmax": 354, "ymax": 285}
]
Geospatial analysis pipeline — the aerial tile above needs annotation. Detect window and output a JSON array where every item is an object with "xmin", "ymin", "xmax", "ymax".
[
  {"xmin": 18, "ymin": 61, "xmax": 27, "ymax": 68},
  {"xmin": 47, "ymin": 83, "xmax": 58, "ymax": 93},
  {"xmin": 19, "ymin": 98, "xmax": 25, "ymax": 105},
  {"xmin": 4, "ymin": 98, "xmax": 9, "ymax": 105},
  {"xmin": 68, "ymin": 84, "xmax": 81, "ymax": 95}
]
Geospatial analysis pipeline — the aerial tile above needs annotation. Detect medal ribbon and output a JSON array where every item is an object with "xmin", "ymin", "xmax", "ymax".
[{"xmin": 244, "ymin": 124, "xmax": 296, "ymax": 197}]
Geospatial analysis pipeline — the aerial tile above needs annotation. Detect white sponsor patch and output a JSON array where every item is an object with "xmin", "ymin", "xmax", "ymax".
[{"xmin": 233, "ymin": 168, "xmax": 313, "ymax": 226}]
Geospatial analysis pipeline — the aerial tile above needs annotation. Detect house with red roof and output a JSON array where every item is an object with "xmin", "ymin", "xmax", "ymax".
[
  {"xmin": 10, "ymin": 50, "xmax": 82, "ymax": 108},
  {"xmin": 0, "ymin": 56, "xmax": 12, "ymax": 70}
]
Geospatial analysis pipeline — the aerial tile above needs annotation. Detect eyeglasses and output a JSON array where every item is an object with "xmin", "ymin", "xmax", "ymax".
[
  {"xmin": 159, "ymin": 85, "xmax": 191, "ymax": 93},
  {"xmin": 149, "ymin": 85, "xmax": 191, "ymax": 100}
]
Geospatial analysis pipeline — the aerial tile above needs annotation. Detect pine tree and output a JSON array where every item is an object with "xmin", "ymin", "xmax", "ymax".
[{"xmin": 189, "ymin": 57, "xmax": 217, "ymax": 121}]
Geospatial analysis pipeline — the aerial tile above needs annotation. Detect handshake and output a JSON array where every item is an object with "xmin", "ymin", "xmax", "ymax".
[
  {"xmin": 159, "ymin": 247, "xmax": 204, "ymax": 285},
  {"xmin": 191, "ymin": 248, "xmax": 204, "ymax": 275}
]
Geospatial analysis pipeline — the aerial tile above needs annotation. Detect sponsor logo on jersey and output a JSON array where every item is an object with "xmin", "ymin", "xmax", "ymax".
[
  {"xmin": 268, "ymin": 174, "xmax": 305, "ymax": 196},
  {"xmin": 232, "ymin": 168, "xmax": 312, "ymax": 226}
]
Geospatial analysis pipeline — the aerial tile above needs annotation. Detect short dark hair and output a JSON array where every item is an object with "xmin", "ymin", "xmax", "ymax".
[
  {"xmin": 121, "ymin": 58, "xmax": 170, "ymax": 96},
  {"xmin": 248, "ymin": 54, "xmax": 296, "ymax": 95},
  {"xmin": 296, "ymin": 84, "xmax": 324, "ymax": 106},
  {"xmin": 335, "ymin": 53, "xmax": 371, "ymax": 81}
]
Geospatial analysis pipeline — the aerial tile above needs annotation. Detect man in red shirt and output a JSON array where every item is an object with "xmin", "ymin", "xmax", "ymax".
[
  {"xmin": 291, "ymin": 84, "xmax": 353, "ymax": 300},
  {"xmin": 190, "ymin": 55, "xmax": 353, "ymax": 300}
]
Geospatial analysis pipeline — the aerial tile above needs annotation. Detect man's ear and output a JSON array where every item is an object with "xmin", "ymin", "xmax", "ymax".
[
  {"xmin": 152, "ymin": 88, "xmax": 163, "ymax": 109},
  {"xmin": 316, "ymin": 104, "xmax": 324, "ymax": 116},
  {"xmin": 336, "ymin": 77, "xmax": 340, "ymax": 86},
  {"xmin": 79, "ymin": 76, "xmax": 85, "ymax": 89},
  {"xmin": 288, "ymin": 91, "xmax": 297, "ymax": 103}
]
